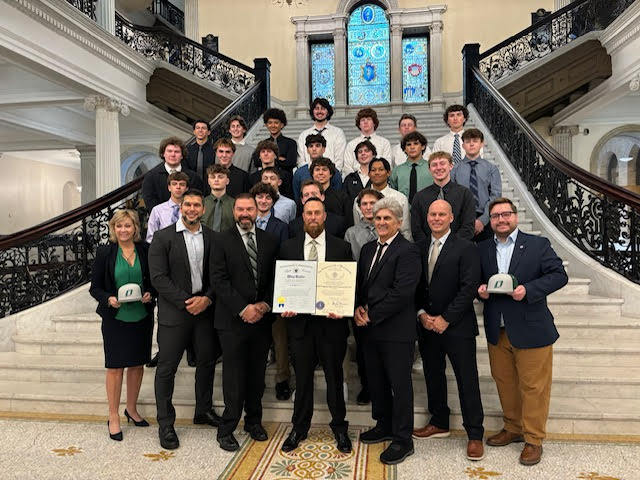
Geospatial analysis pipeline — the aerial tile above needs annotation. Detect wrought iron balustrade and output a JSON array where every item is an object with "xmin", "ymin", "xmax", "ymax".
[
  {"xmin": 115, "ymin": 12, "xmax": 255, "ymax": 96},
  {"xmin": 65, "ymin": 0, "xmax": 96, "ymax": 21},
  {"xmin": 149, "ymin": 0, "xmax": 185, "ymax": 33},
  {"xmin": 479, "ymin": 0, "xmax": 636, "ymax": 83}
]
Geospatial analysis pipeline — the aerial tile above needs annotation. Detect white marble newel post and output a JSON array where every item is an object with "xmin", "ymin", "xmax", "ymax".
[
  {"xmin": 389, "ymin": 21, "xmax": 404, "ymax": 111},
  {"xmin": 429, "ymin": 21, "xmax": 443, "ymax": 102},
  {"xmin": 76, "ymin": 145, "xmax": 96, "ymax": 204},
  {"xmin": 96, "ymin": 0, "xmax": 115, "ymax": 35},
  {"xmin": 84, "ymin": 96, "xmax": 129, "ymax": 197},
  {"xmin": 333, "ymin": 25, "xmax": 348, "ymax": 113},
  {"xmin": 184, "ymin": 0, "xmax": 199, "ymax": 42},
  {"xmin": 295, "ymin": 32, "xmax": 310, "ymax": 118}
]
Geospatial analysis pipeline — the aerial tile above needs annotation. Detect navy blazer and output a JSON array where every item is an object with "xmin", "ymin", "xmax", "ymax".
[
  {"xmin": 356, "ymin": 234, "xmax": 421, "ymax": 343},
  {"xmin": 264, "ymin": 214, "xmax": 288, "ymax": 244},
  {"xmin": 477, "ymin": 231, "xmax": 568, "ymax": 348},
  {"xmin": 90, "ymin": 242, "xmax": 155, "ymax": 322}
]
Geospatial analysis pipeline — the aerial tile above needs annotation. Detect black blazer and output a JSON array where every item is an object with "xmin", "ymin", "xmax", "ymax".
[
  {"xmin": 142, "ymin": 163, "xmax": 204, "ymax": 212},
  {"xmin": 356, "ymin": 234, "xmax": 421, "ymax": 342},
  {"xmin": 148, "ymin": 223, "xmax": 216, "ymax": 326},
  {"xmin": 323, "ymin": 187, "xmax": 353, "ymax": 227},
  {"xmin": 227, "ymin": 165, "xmax": 252, "ymax": 198},
  {"xmin": 288, "ymin": 212, "xmax": 346, "ymax": 239},
  {"xmin": 249, "ymin": 167, "xmax": 294, "ymax": 199},
  {"xmin": 211, "ymin": 227, "xmax": 279, "ymax": 333},
  {"xmin": 90, "ymin": 242, "xmax": 155, "ymax": 321},
  {"xmin": 279, "ymin": 233, "xmax": 353, "ymax": 339},
  {"xmin": 415, "ymin": 234, "xmax": 481, "ymax": 338},
  {"xmin": 264, "ymin": 215, "xmax": 288, "ymax": 244},
  {"xmin": 184, "ymin": 140, "xmax": 215, "ymax": 194},
  {"xmin": 252, "ymin": 134, "xmax": 298, "ymax": 172}
]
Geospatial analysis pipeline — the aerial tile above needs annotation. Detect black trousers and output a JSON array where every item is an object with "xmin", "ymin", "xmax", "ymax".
[
  {"xmin": 155, "ymin": 314, "xmax": 220, "ymax": 428},
  {"xmin": 217, "ymin": 323, "xmax": 271, "ymax": 438},
  {"xmin": 364, "ymin": 339, "xmax": 414, "ymax": 444},
  {"xmin": 290, "ymin": 319, "xmax": 348, "ymax": 435},
  {"xmin": 351, "ymin": 319, "xmax": 368, "ymax": 390},
  {"xmin": 418, "ymin": 329, "xmax": 484, "ymax": 440}
]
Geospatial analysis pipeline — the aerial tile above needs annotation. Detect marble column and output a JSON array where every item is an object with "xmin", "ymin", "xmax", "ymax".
[
  {"xmin": 333, "ymin": 25, "xmax": 348, "ymax": 114},
  {"xmin": 184, "ymin": 0, "xmax": 199, "ymax": 42},
  {"xmin": 389, "ymin": 22, "xmax": 403, "ymax": 112},
  {"xmin": 295, "ymin": 32, "xmax": 310, "ymax": 118},
  {"xmin": 554, "ymin": 0, "xmax": 572, "ymax": 9},
  {"xmin": 429, "ymin": 21, "xmax": 443, "ymax": 102},
  {"xmin": 84, "ymin": 96, "xmax": 130, "ymax": 197},
  {"xmin": 76, "ymin": 145, "xmax": 96, "ymax": 204},
  {"xmin": 95, "ymin": 0, "xmax": 115, "ymax": 35},
  {"xmin": 550, "ymin": 125, "xmax": 579, "ymax": 161}
]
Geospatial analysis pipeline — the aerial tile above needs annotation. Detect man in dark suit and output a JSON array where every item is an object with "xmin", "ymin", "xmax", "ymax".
[
  {"xmin": 412, "ymin": 200, "xmax": 484, "ymax": 461},
  {"xmin": 215, "ymin": 138, "xmax": 252, "ymax": 197},
  {"xmin": 211, "ymin": 193, "xmax": 279, "ymax": 452},
  {"xmin": 149, "ymin": 189, "xmax": 220, "ymax": 450},
  {"xmin": 355, "ymin": 197, "xmax": 421, "ymax": 465},
  {"xmin": 279, "ymin": 197, "xmax": 354, "ymax": 454},
  {"xmin": 288, "ymin": 180, "xmax": 346, "ymax": 239},
  {"xmin": 477, "ymin": 197, "xmax": 567, "ymax": 466},
  {"xmin": 251, "ymin": 182, "xmax": 289, "ymax": 244},
  {"xmin": 142, "ymin": 137, "xmax": 204, "ymax": 212},
  {"xmin": 184, "ymin": 119, "xmax": 215, "ymax": 190}
]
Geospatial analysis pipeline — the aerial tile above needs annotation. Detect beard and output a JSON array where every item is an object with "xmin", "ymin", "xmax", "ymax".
[
  {"xmin": 236, "ymin": 216, "xmax": 255, "ymax": 231},
  {"xmin": 304, "ymin": 222, "xmax": 325, "ymax": 238},
  {"xmin": 182, "ymin": 214, "xmax": 202, "ymax": 226}
]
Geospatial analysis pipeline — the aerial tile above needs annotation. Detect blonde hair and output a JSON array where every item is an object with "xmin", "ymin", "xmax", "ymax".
[{"xmin": 108, "ymin": 209, "xmax": 141, "ymax": 243}]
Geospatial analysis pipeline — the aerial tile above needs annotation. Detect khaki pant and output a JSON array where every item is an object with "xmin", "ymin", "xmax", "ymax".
[
  {"xmin": 488, "ymin": 329, "xmax": 553, "ymax": 445},
  {"xmin": 272, "ymin": 315, "xmax": 291, "ymax": 383}
]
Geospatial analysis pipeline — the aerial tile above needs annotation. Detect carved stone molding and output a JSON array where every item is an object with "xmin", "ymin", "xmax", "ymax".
[
  {"xmin": 630, "ymin": 74, "xmax": 640, "ymax": 92},
  {"xmin": 430, "ymin": 21, "xmax": 443, "ymax": 33},
  {"xmin": 84, "ymin": 95, "xmax": 130, "ymax": 116},
  {"xmin": 550, "ymin": 125, "xmax": 580, "ymax": 136}
]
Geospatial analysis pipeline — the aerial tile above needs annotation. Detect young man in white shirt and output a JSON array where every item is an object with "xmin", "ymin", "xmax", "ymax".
[
  {"xmin": 432, "ymin": 105, "xmax": 482, "ymax": 164},
  {"xmin": 297, "ymin": 97, "xmax": 347, "ymax": 171},
  {"xmin": 391, "ymin": 114, "xmax": 432, "ymax": 168},
  {"xmin": 344, "ymin": 108, "xmax": 392, "ymax": 176},
  {"xmin": 227, "ymin": 115, "xmax": 255, "ymax": 174}
]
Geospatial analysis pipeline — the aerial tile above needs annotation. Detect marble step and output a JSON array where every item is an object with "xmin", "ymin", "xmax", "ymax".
[{"xmin": 473, "ymin": 294, "xmax": 623, "ymax": 317}]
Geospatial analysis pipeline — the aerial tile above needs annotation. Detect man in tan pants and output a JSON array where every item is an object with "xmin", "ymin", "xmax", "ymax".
[{"xmin": 476, "ymin": 197, "xmax": 567, "ymax": 466}]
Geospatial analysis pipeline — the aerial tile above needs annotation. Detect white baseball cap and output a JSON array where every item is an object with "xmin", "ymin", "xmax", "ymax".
[
  {"xmin": 117, "ymin": 283, "xmax": 142, "ymax": 303},
  {"xmin": 487, "ymin": 273, "xmax": 518, "ymax": 294}
]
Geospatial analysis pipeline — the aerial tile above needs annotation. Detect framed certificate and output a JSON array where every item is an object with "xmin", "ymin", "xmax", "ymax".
[{"xmin": 315, "ymin": 261, "xmax": 357, "ymax": 317}]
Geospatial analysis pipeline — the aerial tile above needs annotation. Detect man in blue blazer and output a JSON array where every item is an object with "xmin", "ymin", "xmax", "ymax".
[{"xmin": 477, "ymin": 197, "xmax": 567, "ymax": 466}]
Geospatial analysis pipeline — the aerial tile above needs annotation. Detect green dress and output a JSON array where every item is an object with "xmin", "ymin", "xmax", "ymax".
[{"xmin": 114, "ymin": 247, "xmax": 147, "ymax": 322}]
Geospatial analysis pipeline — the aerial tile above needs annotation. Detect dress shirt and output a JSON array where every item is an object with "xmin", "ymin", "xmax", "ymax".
[
  {"xmin": 256, "ymin": 211, "xmax": 272, "ymax": 231},
  {"xmin": 229, "ymin": 140, "xmax": 256, "ymax": 174},
  {"xmin": 146, "ymin": 198, "xmax": 181, "ymax": 243},
  {"xmin": 389, "ymin": 158, "xmax": 434, "ymax": 200},
  {"xmin": 344, "ymin": 219, "xmax": 377, "ymax": 260},
  {"xmin": 391, "ymin": 143, "xmax": 432, "ymax": 168},
  {"xmin": 368, "ymin": 231, "xmax": 400, "ymax": 275},
  {"xmin": 297, "ymin": 122, "xmax": 347, "ymax": 170},
  {"xmin": 237, "ymin": 223, "xmax": 258, "ymax": 251},
  {"xmin": 417, "ymin": 229, "xmax": 452, "ymax": 317},
  {"xmin": 202, "ymin": 193, "xmax": 235, "ymax": 232},
  {"xmin": 344, "ymin": 133, "xmax": 392, "ymax": 176},
  {"xmin": 164, "ymin": 163, "xmax": 182, "ymax": 174},
  {"xmin": 304, "ymin": 230, "xmax": 326, "ymax": 261},
  {"xmin": 175, "ymin": 218, "xmax": 204, "ymax": 294},
  {"xmin": 432, "ymin": 129, "xmax": 484, "ymax": 157},
  {"xmin": 273, "ymin": 194, "xmax": 297, "ymax": 224},
  {"xmin": 352, "ymin": 185, "xmax": 412, "ymax": 241},
  {"xmin": 451, "ymin": 156, "xmax": 502, "ymax": 225},
  {"xmin": 495, "ymin": 227, "xmax": 519, "ymax": 327}
]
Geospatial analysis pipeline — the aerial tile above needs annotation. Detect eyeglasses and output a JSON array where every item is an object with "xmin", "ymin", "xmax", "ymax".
[{"xmin": 489, "ymin": 211, "xmax": 516, "ymax": 220}]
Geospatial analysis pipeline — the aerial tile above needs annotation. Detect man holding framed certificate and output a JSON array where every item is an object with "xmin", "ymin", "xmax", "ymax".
[{"xmin": 277, "ymin": 197, "xmax": 354, "ymax": 454}]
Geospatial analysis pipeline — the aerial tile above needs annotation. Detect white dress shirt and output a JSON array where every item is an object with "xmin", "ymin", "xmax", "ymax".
[
  {"xmin": 368, "ymin": 231, "xmax": 400, "ymax": 275},
  {"xmin": 352, "ymin": 185, "xmax": 412, "ymax": 241},
  {"xmin": 175, "ymin": 218, "xmax": 204, "ymax": 294},
  {"xmin": 297, "ymin": 122, "xmax": 347, "ymax": 171},
  {"xmin": 164, "ymin": 163, "xmax": 182, "ymax": 174},
  {"xmin": 304, "ymin": 230, "xmax": 326, "ymax": 261},
  {"xmin": 432, "ymin": 129, "xmax": 484, "ymax": 156},
  {"xmin": 344, "ymin": 133, "xmax": 392, "ymax": 176}
]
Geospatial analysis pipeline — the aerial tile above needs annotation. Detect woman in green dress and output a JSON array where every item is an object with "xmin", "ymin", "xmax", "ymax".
[{"xmin": 90, "ymin": 209, "xmax": 156, "ymax": 441}]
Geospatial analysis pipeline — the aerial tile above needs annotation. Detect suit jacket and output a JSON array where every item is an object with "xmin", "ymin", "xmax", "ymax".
[
  {"xmin": 324, "ymin": 187, "xmax": 353, "ymax": 227},
  {"xmin": 279, "ymin": 233, "xmax": 353, "ymax": 339},
  {"xmin": 148, "ymin": 223, "xmax": 215, "ymax": 326},
  {"xmin": 211, "ymin": 227, "xmax": 279, "ymax": 333},
  {"xmin": 227, "ymin": 165, "xmax": 252, "ymax": 198},
  {"xmin": 263, "ymin": 214, "xmax": 288, "ymax": 244},
  {"xmin": 90, "ymin": 242, "xmax": 155, "ymax": 321},
  {"xmin": 288, "ymin": 212, "xmax": 346, "ymax": 239},
  {"xmin": 185, "ymin": 139, "xmax": 215, "ymax": 191},
  {"xmin": 142, "ymin": 163, "xmax": 204, "ymax": 212},
  {"xmin": 415, "ymin": 234, "xmax": 480, "ymax": 338},
  {"xmin": 252, "ymin": 135, "xmax": 298, "ymax": 172},
  {"xmin": 356, "ymin": 234, "xmax": 421, "ymax": 342},
  {"xmin": 478, "ymin": 231, "xmax": 568, "ymax": 348}
]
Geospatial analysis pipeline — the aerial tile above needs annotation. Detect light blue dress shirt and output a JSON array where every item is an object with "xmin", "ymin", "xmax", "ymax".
[{"xmin": 176, "ymin": 218, "xmax": 204, "ymax": 294}]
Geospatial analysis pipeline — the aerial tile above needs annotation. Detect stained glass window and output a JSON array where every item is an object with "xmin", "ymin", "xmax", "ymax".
[
  {"xmin": 347, "ymin": 4, "xmax": 390, "ymax": 105},
  {"xmin": 310, "ymin": 43, "xmax": 336, "ymax": 105},
  {"xmin": 402, "ymin": 37, "xmax": 429, "ymax": 103}
]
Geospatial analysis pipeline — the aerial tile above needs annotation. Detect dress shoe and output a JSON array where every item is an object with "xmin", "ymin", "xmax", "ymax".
[
  {"xmin": 218, "ymin": 434, "xmax": 240, "ymax": 452},
  {"xmin": 107, "ymin": 420, "xmax": 122, "ymax": 441},
  {"xmin": 466, "ymin": 439, "xmax": 485, "ymax": 461},
  {"xmin": 275, "ymin": 380, "xmax": 291, "ymax": 401},
  {"xmin": 356, "ymin": 388, "xmax": 370, "ymax": 405},
  {"xmin": 158, "ymin": 425, "xmax": 179, "ymax": 450},
  {"xmin": 359, "ymin": 425, "xmax": 393, "ymax": 444},
  {"xmin": 486, "ymin": 429, "xmax": 524, "ymax": 447},
  {"xmin": 124, "ymin": 409, "xmax": 149, "ymax": 427},
  {"xmin": 380, "ymin": 441, "xmax": 414, "ymax": 465},
  {"xmin": 335, "ymin": 432, "xmax": 352, "ymax": 453},
  {"xmin": 146, "ymin": 353, "xmax": 158, "ymax": 368},
  {"xmin": 193, "ymin": 410, "xmax": 222, "ymax": 427},
  {"xmin": 281, "ymin": 430, "xmax": 307, "ymax": 452},
  {"xmin": 244, "ymin": 423, "xmax": 268, "ymax": 441},
  {"xmin": 412, "ymin": 423, "xmax": 450, "ymax": 439},
  {"xmin": 519, "ymin": 443, "xmax": 543, "ymax": 466}
]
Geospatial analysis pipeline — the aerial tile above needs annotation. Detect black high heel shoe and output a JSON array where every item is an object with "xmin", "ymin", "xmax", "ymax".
[
  {"xmin": 107, "ymin": 420, "xmax": 123, "ymax": 441},
  {"xmin": 124, "ymin": 409, "xmax": 150, "ymax": 427}
]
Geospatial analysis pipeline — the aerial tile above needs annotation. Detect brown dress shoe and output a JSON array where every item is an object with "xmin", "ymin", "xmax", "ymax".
[
  {"xmin": 412, "ymin": 424, "xmax": 450, "ymax": 439},
  {"xmin": 486, "ymin": 429, "xmax": 525, "ymax": 447},
  {"xmin": 466, "ymin": 439, "xmax": 485, "ymax": 461},
  {"xmin": 519, "ymin": 443, "xmax": 542, "ymax": 466}
]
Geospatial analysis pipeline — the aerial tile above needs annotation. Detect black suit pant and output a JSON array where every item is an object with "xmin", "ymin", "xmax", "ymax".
[
  {"xmin": 217, "ymin": 323, "xmax": 271, "ymax": 438},
  {"xmin": 155, "ymin": 313, "xmax": 220, "ymax": 428},
  {"xmin": 418, "ymin": 330, "xmax": 484, "ymax": 440}
]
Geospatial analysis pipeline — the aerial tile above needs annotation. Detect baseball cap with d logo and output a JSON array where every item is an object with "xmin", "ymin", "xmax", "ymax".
[
  {"xmin": 117, "ymin": 283, "xmax": 142, "ymax": 303},
  {"xmin": 487, "ymin": 273, "xmax": 518, "ymax": 294}
]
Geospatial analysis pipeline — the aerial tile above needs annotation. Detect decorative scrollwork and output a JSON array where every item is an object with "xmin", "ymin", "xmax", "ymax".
[
  {"xmin": 479, "ymin": 0, "xmax": 636, "ymax": 83},
  {"xmin": 149, "ymin": 0, "xmax": 185, "ymax": 33},
  {"xmin": 65, "ymin": 0, "xmax": 96, "ymax": 21}
]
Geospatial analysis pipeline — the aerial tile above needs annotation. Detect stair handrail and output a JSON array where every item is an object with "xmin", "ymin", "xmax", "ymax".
[{"xmin": 149, "ymin": 0, "xmax": 185, "ymax": 33}]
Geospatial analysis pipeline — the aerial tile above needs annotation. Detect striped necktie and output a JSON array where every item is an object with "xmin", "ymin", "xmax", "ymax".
[
  {"xmin": 452, "ymin": 134, "xmax": 462, "ymax": 164},
  {"xmin": 170, "ymin": 204, "xmax": 180, "ymax": 224},
  {"xmin": 245, "ymin": 231, "xmax": 258, "ymax": 286},
  {"xmin": 469, "ymin": 160, "xmax": 479, "ymax": 209}
]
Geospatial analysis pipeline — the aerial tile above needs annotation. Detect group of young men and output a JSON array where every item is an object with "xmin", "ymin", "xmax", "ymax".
[{"xmin": 139, "ymin": 100, "xmax": 568, "ymax": 467}]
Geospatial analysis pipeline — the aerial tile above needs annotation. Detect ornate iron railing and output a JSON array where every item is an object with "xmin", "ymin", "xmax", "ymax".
[
  {"xmin": 468, "ymin": 66, "xmax": 640, "ymax": 283},
  {"xmin": 149, "ymin": 0, "xmax": 185, "ymax": 33},
  {"xmin": 65, "ymin": 0, "xmax": 96, "ymax": 21},
  {"xmin": 479, "ymin": 0, "xmax": 636, "ymax": 83},
  {"xmin": 115, "ymin": 12, "xmax": 255, "ymax": 96}
]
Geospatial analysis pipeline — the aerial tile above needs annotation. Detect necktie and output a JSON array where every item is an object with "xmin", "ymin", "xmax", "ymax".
[
  {"xmin": 428, "ymin": 240, "xmax": 440, "ymax": 283},
  {"xmin": 170, "ymin": 204, "xmax": 180, "ymax": 223},
  {"xmin": 469, "ymin": 160, "xmax": 479, "ymax": 210},
  {"xmin": 315, "ymin": 128, "xmax": 326, "ymax": 134},
  {"xmin": 364, "ymin": 136, "xmax": 371, "ymax": 141},
  {"xmin": 368, "ymin": 242, "xmax": 387, "ymax": 277},
  {"xmin": 437, "ymin": 187, "xmax": 444, "ymax": 200},
  {"xmin": 246, "ymin": 231, "xmax": 258, "ymax": 286},
  {"xmin": 409, "ymin": 163, "xmax": 418, "ymax": 204},
  {"xmin": 197, "ymin": 145, "xmax": 204, "ymax": 180},
  {"xmin": 169, "ymin": 168, "xmax": 177, "ymax": 174},
  {"xmin": 308, "ymin": 239, "xmax": 318, "ymax": 261},
  {"xmin": 212, "ymin": 198, "xmax": 222, "ymax": 231},
  {"xmin": 452, "ymin": 134, "xmax": 462, "ymax": 164},
  {"xmin": 256, "ymin": 217, "xmax": 267, "ymax": 230}
]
